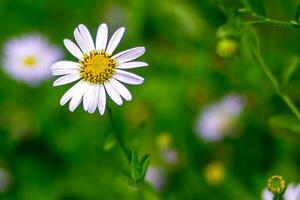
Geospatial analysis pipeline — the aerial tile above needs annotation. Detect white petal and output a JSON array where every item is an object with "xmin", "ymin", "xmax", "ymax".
[
  {"xmin": 113, "ymin": 47, "xmax": 145, "ymax": 64},
  {"xmin": 116, "ymin": 61, "xmax": 148, "ymax": 69},
  {"xmin": 60, "ymin": 80, "xmax": 84, "ymax": 106},
  {"xmin": 83, "ymin": 83, "xmax": 93, "ymax": 112},
  {"xmin": 69, "ymin": 82, "xmax": 87, "ymax": 112},
  {"xmin": 83, "ymin": 83, "xmax": 99, "ymax": 113},
  {"xmin": 104, "ymin": 82, "xmax": 123, "ymax": 105},
  {"xmin": 106, "ymin": 27, "xmax": 125, "ymax": 55},
  {"xmin": 51, "ymin": 61, "xmax": 81, "ymax": 70},
  {"xmin": 78, "ymin": 24, "xmax": 95, "ymax": 51},
  {"xmin": 74, "ymin": 26, "xmax": 90, "ymax": 53},
  {"xmin": 98, "ymin": 84, "xmax": 106, "ymax": 115},
  {"xmin": 89, "ymin": 84, "xmax": 99, "ymax": 113},
  {"xmin": 63, "ymin": 39, "xmax": 83, "ymax": 60},
  {"xmin": 96, "ymin": 23, "xmax": 108, "ymax": 51},
  {"xmin": 52, "ymin": 69, "xmax": 80, "ymax": 76},
  {"xmin": 113, "ymin": 69, "xmax": 144, "ymax": 85},
  {"xmin": 53, "ymin": 74, "xmax": 81, "ymax": 86},
  {"xmin": 110, "ymin": 78, "xmax": 132, "ymax": 101}
]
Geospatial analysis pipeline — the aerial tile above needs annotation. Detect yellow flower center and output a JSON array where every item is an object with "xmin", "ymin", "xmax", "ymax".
[
  {"xmin": 23, "ymin": 56, "xmax": 37, "ymax": 68},
  {"xmin": 80, "ymin": 51, "xmax": 117, "ymax": 84}
]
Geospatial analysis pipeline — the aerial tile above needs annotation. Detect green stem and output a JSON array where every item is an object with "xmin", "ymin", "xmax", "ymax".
[
  {"xmin": 252, "ymin": 51, "xmax": 281, "ymax": 94},
  {"xmin": 273, "ymin": 194, "xmax": 284, "ymax": 200},
  {"xmin": 246, "ymin": 19, "xmax": 299, "ymax": 29},
  {"xmin": 107, "ymin": 106, "xmax": 131, "ymax": 162},
  {"xmin": 252, "ymin": 51, "xmax": 300, "ymax": 121},
  {"xmin": 137, "ymin": 186, "xmax": 144, "ymax": 200},
  {"xmin": 245, "ymin": 11, "xmax": 300, "ymax": 29},
  {"xmin": 282, "ymin": 94, "xmax": 300, "ymax": 120}
]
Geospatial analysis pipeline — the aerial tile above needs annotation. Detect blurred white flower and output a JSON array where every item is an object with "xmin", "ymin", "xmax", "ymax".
[
  {"xmin": 262, "ymin": 184, "xmax": 300, "ymax": 200},
  {"xmin": 0, "ymin": 168, "xmax": 11, "ymax": 193},
  {"xmin": 195, "ymin": 94, "xmax": 244, "ymax": 142},
  {"xmin": 3, "ymin": 34, "xmax": 62, "ymax": 86},
  {"xmin": 145, "ymin": 166, "xmax": 167, "ymax": 191},
  {"xmin": 51, "ymin": 23, "xmax": 147, "ymax": 115}
]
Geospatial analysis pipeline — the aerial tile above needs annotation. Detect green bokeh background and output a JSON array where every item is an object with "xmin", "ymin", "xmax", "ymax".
[{"xmin": 0, "ymin": 0, "xmax": 300, "ymax": 199}]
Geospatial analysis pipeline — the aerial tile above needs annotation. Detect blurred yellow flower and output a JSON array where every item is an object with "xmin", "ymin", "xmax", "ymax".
[
  {"xmin": 156, "ymin": 132, "xmax": 172, "ymax": 149},
  {"xmin": 203, "ymin": 161, "xmax": 226, "ymax": 185}
]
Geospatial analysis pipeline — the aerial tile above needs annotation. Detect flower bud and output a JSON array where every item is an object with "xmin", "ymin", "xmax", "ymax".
[
  {"xmin": 216, "ymin": 39, "xmax": 238, "ymax": 59},
  {"xmin": 267, "ymin": 175, "xmax": 287, "ymax": 195}
]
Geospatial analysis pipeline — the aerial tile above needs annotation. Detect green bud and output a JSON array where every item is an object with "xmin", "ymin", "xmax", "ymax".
[
  {"xmin": 267, "ymin": 175, "xmax": 287, "ymax": 196},
  {"xmin": 216, "ymin": 39, "xmax": 238, "ymax": 59}
]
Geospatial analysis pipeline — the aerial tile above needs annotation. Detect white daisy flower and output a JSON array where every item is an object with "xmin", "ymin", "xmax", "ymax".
[
  {"xmin": 3, "ymin": 34, "xmax": 62, "ymax": 86},
  {"xmin": 145, "ymin": 166, "xmax": 167, "ymax": 191},
  {"xmin": 51, "ymin": 23, "xmax": 147, "ymax": 115},
  {"xmin": 195, "ymin": 94, "xmax": 244, "ymax": 142},
  {"xmin": 262, "ymin": 184, "xmax": 300, "ymax": 200}
]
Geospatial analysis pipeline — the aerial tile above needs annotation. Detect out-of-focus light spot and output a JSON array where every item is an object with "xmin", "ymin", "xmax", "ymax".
[
  {"xmin": 156, "ymin": 132, "xmax": 172, "ymax": 149},
  {"xmin": 203, "ymin": 161, "xmax": 225, "ymax": 186}
]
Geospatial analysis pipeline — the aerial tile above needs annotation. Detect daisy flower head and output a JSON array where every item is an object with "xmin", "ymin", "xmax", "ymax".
[
  {"xmin": 51, "ymin": 23, "xmax": 147, "ymax": 115},
  {"xmin": 262, "ymin": 184, "xmax": 300, "ymax": 200},
  {"xmin": 195, "ymin": 94, "xmax": 244, "ymax": 142},
  {"xmin": 3, "ymin": 34, "xmax": 62, "ymax": 86}
]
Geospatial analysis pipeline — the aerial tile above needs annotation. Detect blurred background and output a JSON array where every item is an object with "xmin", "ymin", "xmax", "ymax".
[{"xmin": 0, "ymin": 0, "xmax": 300, "ymax": 199}]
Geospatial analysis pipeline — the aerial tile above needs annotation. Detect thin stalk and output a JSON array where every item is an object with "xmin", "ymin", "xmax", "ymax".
[
  {"xmin": 273, "ymin": 194, "xmax": 283, "ymax": 200},
  {"xmin": 252, "ymin": 51, "xmax": 300, "ymax": 121},
  {"xmin": 246, "ymin": 19, "xmax": 298, "ymax": 29},
  {"xmin": 137, "ymin": 186, "xmax": 144, "ymax": 200},
  {"xmin": 246, "ymin": 13, "xmax": 300, "ymax": 29},
  {"xmin": 282, "ymin": 94, "xmax": 300, "ymax": 120},
  {"xmin": 107, "ymin": 106, "xmax": 131, "ymax": 162}
]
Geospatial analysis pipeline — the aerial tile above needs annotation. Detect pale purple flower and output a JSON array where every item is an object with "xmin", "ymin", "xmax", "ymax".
[
  {"xmin": 145, "ymin": 166, "xmax": 167, "ymax": 191},
  {"xmin": 3, "ymin": 34, "xmax": 62, "ymax": 86},
  {"xmin": 196, "ymin": 94, "xmax": 244, "ymax": 142}
]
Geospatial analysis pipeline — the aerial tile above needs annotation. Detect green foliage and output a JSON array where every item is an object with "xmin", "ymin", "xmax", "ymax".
[
  {"xmin": 130, "ymin": 150, "xmax": 151, "ymax": 185},
  {"xmin": 270, "ymin": 115, "xmax": 300, "ymax": 134},
  {"xmin": 103, "ymin": 134, "xmax": 116, "ymax": 151},
  {"xmin": 241, "ymin": 0, "xmax": 266, "ymax": 16},
  {"xmin": 0, "ymin": 0, "xmax": 300, "ymax": 199},
  {"xmin": 283, "ymin": 57, "xmax": 300, "ymax": 86},
  {"xmin": 295, "ymin": 0, "xmax": 300, "ymax": 22}
]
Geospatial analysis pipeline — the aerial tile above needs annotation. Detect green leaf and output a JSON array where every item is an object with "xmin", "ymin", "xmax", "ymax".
[
  {"xmin": 295, "ymin": 0, "xmax": 300, "ymax": 22},
  {"xmin": 270, "ymin": 115, "xmax": 300, "ymax": 134},
  {"xmin": 130, "ymin": 150, "xmax": 140, "ymax": 181},
  {"xmin": 103, "ymin": 134, "xmax": 116, "ymax": 151},
  {"xmin": 283, "ymin": 57, "xmax": 300, "ymax": 86},
  {"xmin": 140, "ymin": 154, "xmax": 151, "ymax": 179},
  {"xmin": 241, "ymin": 0, "xmax": 266, "ymax": 16}
]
